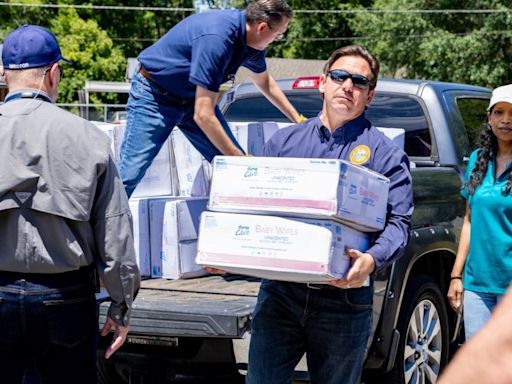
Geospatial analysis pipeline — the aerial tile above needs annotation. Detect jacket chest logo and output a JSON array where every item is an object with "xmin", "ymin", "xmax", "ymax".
[{"xmin": 349, "ymin": 145, "xmax": 371, "ymax": 165}]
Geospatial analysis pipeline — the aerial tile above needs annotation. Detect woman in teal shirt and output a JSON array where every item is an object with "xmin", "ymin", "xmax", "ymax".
[{"xmin": 448, "ymin": 84, "xmax": 512, "ymax": 340}]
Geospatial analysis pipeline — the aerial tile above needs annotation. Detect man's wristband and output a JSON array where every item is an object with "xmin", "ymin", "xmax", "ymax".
[{"xmin": 450, "ymin": 276, "xmax": 462, "ymax": 280}]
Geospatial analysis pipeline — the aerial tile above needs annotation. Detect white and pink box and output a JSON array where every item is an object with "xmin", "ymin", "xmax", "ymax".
[
  {"xmin": 114, "ymin": 124, "xmax": 178, "ymax": 198},
  {"xmin": 128, "ymin": 198, "xmax": 151, "ymax": 277},
  {"xmin": 149, "ymin": 197, "xmax": 208, "ymax": 279},
  {"xmin": 91, "ymin": 121, "xmax": 117, "ymax": 156},
  {"xmin": 170, "ymin": 128, "xmax": 210, "ymax": 197},
  {"xmin": 228, "ymin": 122, "xmax": 280, "ymax": 156},
  {"xmin": 196, "ymin": 212, "xmax": 370, "ymax": 283},
  {"xmin": 161, "ymin": 198, "xmax": 209, "ymax": 279},
  {"xmin": 208, "ymin": 156, "xmax": 390, "ymax": 232}
]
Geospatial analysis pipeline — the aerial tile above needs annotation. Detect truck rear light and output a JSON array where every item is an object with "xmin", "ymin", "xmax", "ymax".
[{"xmin": 292, "ymin": 77, "xmax": 321, "ymax": 89}]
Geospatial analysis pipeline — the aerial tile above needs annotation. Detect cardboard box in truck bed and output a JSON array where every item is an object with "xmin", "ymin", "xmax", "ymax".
[
  {"xmin": 161, "ymin": 198, "xmax": 209, "ymax": 279},
  {"xmin": 149, "ymin": 197, "xmax": 208, "ymax": 279}
]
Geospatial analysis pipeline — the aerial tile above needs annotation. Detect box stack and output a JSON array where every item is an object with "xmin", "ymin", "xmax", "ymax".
[
  {"xmin": 196, "ymin": 156, "xmax": 390, "ymax": 283},
  {"xmin": 92, "ymin": 121, "xmax": 212, "ymax": 279},
  {"xmin": 92, "ymin": 121, "xmax": 283, "ymax": 280}
]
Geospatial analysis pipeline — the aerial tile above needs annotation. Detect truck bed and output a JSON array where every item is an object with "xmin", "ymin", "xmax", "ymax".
[{"xmin": 99, "ymin": 275, "xmax": 260, "ymax": 339}]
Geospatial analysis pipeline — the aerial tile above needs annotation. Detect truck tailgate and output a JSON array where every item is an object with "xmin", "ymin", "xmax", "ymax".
[{"xmin": 99, "ymin": 275, "xmax": 260, "ymax": 338}]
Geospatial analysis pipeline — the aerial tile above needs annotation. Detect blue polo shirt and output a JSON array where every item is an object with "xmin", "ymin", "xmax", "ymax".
[
  {"xmin": 262, "ymin": 115, "xmax": 413, "ymax": 270},
  {"xmin": 462, "ymin": 149, "xmax": 512, "ymax": 294},
  {"xmin": 138, "ymin": 10, "xmax": 266, "ymax": 100}
]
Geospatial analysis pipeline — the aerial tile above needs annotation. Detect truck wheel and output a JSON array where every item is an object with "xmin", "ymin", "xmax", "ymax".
[{"xmin": 380, "ymin": 275, "xmax": 449, "ymax": 384}]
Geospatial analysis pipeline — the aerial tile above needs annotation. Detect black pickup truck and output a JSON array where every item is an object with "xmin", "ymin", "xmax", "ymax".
[{"xmin": 97, "ymin": 78, "xmax": 490, "ymax": 384}]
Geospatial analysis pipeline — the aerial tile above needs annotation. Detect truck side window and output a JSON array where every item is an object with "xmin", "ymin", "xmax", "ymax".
[
  {"xmin": 367, "ymin": 95, "xmax": 431, "ymax": 158},
  {"xmin": 455, "ymin": 98, "xmax": 489, "ymax": 150},
  {"xmin": 224, "ymin": 94, "xmax": 323, "ymax": 122},
  {"xmin": 223, "ymin": 92, "xmax": 432, "ymax": 158}
]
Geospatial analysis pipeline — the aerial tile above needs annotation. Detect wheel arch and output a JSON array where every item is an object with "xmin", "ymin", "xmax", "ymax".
[{"xmin": 365, "ymin": 238, "xmax": 459, "ymax": 374}]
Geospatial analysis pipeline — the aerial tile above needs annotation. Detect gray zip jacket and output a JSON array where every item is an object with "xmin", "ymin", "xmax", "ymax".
[{"xmin": 0, "ymin": 93, "xmax": 140, "ymax": 326}]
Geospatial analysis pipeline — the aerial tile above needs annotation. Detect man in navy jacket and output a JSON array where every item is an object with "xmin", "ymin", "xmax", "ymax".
[{"xmin": 247, "ymin": 45, "xmax": 413, "ymax": 384}]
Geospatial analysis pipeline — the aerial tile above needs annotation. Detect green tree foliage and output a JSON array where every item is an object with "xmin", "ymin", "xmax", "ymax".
[
  {"xmin": 0, "ymin": 1, "xmax": 126, "ymax": 103},
  {"xmin": 0, "ymin": 0, "xmax": 57, "ymax": 40},
  {"xmin": 3, "ymin": 1, "xmax": 512, "ymax": 103},
  {"xmin": 50, "ymin": 8, "xmax": 126, "ymax": 104},
  {"xmin": 268, "ymin": 0, "xmax": 371, "ymax": 60},
  {"xmin": 349, "ymin": 0, "xmax": 512, "ymax": 88},
  {"xmin": 73, "ymin": 0, "xmax": 194, "ymax": 58},
  {"xmin": 0, "ymin": 0, "xmax": 56, "ymax": 31}
]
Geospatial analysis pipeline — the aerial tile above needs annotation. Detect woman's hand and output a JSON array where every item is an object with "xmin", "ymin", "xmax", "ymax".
[{"xmin": 447, "ymin": 279, "xmax": 464, "ymax": 313}]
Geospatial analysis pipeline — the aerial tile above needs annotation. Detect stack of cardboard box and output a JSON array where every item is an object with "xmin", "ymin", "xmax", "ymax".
[
  {"xmin": 93, "ymin": 121, "xmax": 281, "ymax": 280},
  {"xmin": 94, "ymin": 121, "xmax": 400, "ymax": 282},
  {"xmin": 197, "ymin": 156, "xmax": 390, "ymax": 284}
]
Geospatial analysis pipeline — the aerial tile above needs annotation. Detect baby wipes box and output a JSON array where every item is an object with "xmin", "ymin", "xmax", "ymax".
[
  {"xmin": 228, "ymin": 122, "xmax": 280, "ymax": 156},
  {"xmin": 128, "ymin": 198, "xmax": 151, "ymax": 277},
  {"xmin": 196, "ymin": 211, "xmax": 369, "ymax": 283},
  {"xmin": 170, "ymin": 128, "xmax": 210, "ymax": 197},
  {"xmin": 161, "ymin": 198, "xmax": 209, "ymax": 279},
  {"xmin": 208, "ymin": 156, "xmax": 389, "ymax": 232},
  {"xmin": 149, "ymin": 197, "xmax": 208, "ymax": 279},
  {"xmin": 115, "ymin": 124, "xmax": 178, "ymax": 198}
]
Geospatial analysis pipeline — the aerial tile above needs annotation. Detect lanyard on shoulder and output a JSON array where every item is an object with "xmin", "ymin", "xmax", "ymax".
[{"xmin": 4, "ymin": 91, "xmax": 53, "ymax": 104}]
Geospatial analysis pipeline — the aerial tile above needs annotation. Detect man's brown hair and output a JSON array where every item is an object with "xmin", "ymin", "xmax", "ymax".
[
  {"xmin": 246, "ymin": 0, "xmax": 293, "ymax": 26},
  {"xmin": 323, "ymin": 45, "xmax": 380, "ymax": 90}
]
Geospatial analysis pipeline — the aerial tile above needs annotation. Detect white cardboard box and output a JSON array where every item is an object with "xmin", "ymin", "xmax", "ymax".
[
  {"xmin": 128, "ymin": 198, "xmax": 151, "ymax": 277},
  {"xmin": 161, "ymin": 198, "xmax": 209, "ymax": 279},
  {"xmin": 228, "ymin": 122, "xmax": 279, "ymax": 156},
  {"xmin": 208, "ymin": 156, "xmax": 390, "ymax": 232},
  {"xmin": 376, "ymin": 127, "xmax": 405, "ymax": 149},
  {"xmin": 149, "ymin": 197, "xmax": 182, "ymax": 278},
  {"xmin": 91, "ymin": 121, "xmax": 117, "ymax": 156},
  {"xmin": 196, "ymin": 211, "xmax": 369, "ymax": 283},
  {"xmin": 149, "ymin": 197, "xmax": 208, "ymax": 278},
  {"xmin": 114, "ymin": 124, "xmax": 178, "ymax": 198},
  {"xmin": 170, "ymin": 128, "xmax": 210, "ymax": 197}
]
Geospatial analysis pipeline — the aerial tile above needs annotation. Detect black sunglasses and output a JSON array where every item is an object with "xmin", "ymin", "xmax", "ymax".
[{"xmin": 328, "ymin": 69, "xmax": 371, "ymax": 89}]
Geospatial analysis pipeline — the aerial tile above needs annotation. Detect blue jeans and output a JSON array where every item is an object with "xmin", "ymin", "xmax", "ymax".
[
  {"xmin": 247, "ymin": 281, "xmax": 373, "ymax": 384},
  {"xmin": 119, "ymin": 71, "xmax": 243, "ymax": 197},
  {"xmin": 0, "ymin": 268, "xmax": 98, "ymax": 384},
  {"xmin": 463, "ymin": 289, "xmax": 504, "ymax": 340}
]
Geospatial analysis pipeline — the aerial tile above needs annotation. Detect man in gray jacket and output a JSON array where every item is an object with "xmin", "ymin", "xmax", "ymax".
[{"xmin": 0, "ymin": 25, "xmax": 140, "ymax": 384}]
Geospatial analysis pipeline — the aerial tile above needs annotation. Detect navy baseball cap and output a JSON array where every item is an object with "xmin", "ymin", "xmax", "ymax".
[{"xmin": 1, "ymin": 25, "xmax": 71, "ymax": 70}]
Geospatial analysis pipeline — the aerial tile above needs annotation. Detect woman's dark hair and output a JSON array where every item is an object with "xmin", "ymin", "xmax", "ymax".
[
  {"xmin": 323, "ymin": 45, "xmax": 380, "ymax": 90},
  {"xmin": 246, "ymin": 0, "xmax": 293, "ymax": 26},
  {"xmin": 464, "ymin": 115, "xmax": 512, "ymax": 195}
]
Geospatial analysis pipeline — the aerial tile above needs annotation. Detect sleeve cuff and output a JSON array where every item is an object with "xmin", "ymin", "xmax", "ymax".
[
  {"xmin": 108, "ymin": 302, "xmax": 130, "ymax": 327},
  {"xmin": 189, "ymin": 75, "xmax": 220, "ymax": 93},
  {"xmin": 366, "ymin": 243, "xmax": 387, "ymax": 271}
]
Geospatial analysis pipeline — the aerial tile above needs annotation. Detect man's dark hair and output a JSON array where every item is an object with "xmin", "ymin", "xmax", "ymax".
[
  {"xmin": 323, "ymin": 45, "xmax": 380, "ymax": 90},
  {"xmin": 246, "ymin": 0, "xmax": 293, "ymax": 26}
]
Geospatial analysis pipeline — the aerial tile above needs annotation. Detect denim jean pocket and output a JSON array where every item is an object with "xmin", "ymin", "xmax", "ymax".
[
  {"xmin": 344, "ymin": 287, "xmax": 373, "ymax": 310},
  {"xmin": 43, "ymin": 294, "xmax": 97, "ymax": 348}
]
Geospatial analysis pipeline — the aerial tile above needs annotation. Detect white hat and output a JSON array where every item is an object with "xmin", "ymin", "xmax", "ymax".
[{"xmin": 488, "ymin": 84, "xmax": 512, "ymax": 111}]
